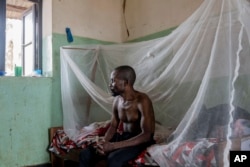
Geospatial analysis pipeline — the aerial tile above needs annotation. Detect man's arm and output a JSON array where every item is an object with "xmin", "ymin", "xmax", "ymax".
[
  {"xmin": 96, "ymin": 97, "xmax": 119, "ymax": 155},
  {"xmin": 104, "ymin": 97, "xmax": 119, "ymax": 142}
]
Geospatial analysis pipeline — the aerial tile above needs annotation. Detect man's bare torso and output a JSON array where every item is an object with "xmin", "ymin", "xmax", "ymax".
[{"xmin": 116, "ymin": 91, "xmax": 153, "ymax": 134}]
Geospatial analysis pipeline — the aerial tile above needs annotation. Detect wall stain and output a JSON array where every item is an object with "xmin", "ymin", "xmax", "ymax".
[
  {"xmin": 9, "ymin": 128, "xmax": 13, "ymax": 150},
  {"xmin": 22, "ymin": 85, "xmax": 27, "ymax": 91}
]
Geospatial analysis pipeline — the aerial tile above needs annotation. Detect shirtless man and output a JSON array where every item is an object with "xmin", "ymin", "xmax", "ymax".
[{"xmin": 79, "ymin": 65, "xmax": 155, "ymax": 167}]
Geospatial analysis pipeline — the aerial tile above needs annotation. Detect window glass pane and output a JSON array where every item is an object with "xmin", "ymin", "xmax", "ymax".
[
  {"xmin": 5, "ymin": 19, "xmax": 22, "ymax": 75},
  {"xmin": 23, "ymin": 10, "xmax": 34, "ymax": 76},
  {"xmin": 24, "ymin": 43, "xmax": 34, "ymax": 75},
  {"xmin": 24, "ymin": 12, "xmax": 33, "ymax": 45}
]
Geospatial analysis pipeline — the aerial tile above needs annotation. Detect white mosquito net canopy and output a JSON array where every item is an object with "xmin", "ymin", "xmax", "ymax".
[{"xmin": 60, "ymin": 0, "xmax": 250, "ymax": 166}]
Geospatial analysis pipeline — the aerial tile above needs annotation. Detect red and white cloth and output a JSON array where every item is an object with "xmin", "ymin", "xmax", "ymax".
[
  {"xmin": 148, "ymin": 138, "xmax": 217, "ymax": 167},
  {"xmin": 48, "ymin": 120, "xmax": 110, "ymax": 155}
]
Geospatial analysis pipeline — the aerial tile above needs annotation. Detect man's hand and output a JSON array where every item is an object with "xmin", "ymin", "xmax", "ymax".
[{"xmin": 96, "ymin": 141, "xmax": 115, "ymax": 155}]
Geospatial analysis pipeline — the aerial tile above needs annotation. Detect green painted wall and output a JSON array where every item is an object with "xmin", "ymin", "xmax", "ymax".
[
  {"xmin": 128, "ymin": 27, "xmax": 177, "ymax": 43},
  {"xmin": 0, "ymin": 77, "xmax": 52, "ymax": 167}
]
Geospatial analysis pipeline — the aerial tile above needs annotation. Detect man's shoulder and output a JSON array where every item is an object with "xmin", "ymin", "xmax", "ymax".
[
  {"xmin": 113, "ymin": 96, "xmax": 120, "ymax": 102},
  {"xmin": 136, "ymin": 91, "xmax": 152, "ymax": 102}
]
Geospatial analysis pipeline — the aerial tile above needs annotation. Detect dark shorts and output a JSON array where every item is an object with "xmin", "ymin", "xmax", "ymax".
[{"xmin": 110, "ymin": 132, "xmax": 155, "ymax": 147}]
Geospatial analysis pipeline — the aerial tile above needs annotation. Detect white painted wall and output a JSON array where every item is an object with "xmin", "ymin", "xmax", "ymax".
[
  {"xmin": 43, "ymin": 0, "xmax": 52, "ymax": 38},
  {"xmin": 124, "ymin": 0, "xmax": 203, "ymax": 41},
  {"xmin": 52, "ymin": 0, "xmax": 125, "ymax": 42},
  {"xmin": 50, "ymin": 0, "xmax": 203, "ymax": 42}
]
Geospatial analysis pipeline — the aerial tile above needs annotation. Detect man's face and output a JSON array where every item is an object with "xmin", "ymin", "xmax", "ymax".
[{"xmin": 109, "ymin": 71, "xmax": 125, "ymax": 97}]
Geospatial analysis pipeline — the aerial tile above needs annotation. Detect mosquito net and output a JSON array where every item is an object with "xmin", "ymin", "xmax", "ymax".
[{"xmin": 60, "ymin": 0, "xmax": 250, "ymax": 166}]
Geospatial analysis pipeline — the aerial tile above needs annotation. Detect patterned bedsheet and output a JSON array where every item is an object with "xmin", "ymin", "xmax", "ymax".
[
  {"xmin": 49, "ymin": 122, "xmax": 217, "ymax": 167},
  {"xmin": 48, "ymin": 120, "xmax": 111, "ymax": 155},
  {"xmin": 148, "ymin": 138, "xmax": 218, "ymax": 167}
]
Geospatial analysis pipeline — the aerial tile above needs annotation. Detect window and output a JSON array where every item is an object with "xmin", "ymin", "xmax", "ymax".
[{"xmin": 0, "ymin": 0, "xmax": 42, "ymax": 76}]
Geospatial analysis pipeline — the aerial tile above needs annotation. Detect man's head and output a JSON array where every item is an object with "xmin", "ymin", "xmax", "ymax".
[
  {"xmin": 113, "ymin": 65, "xmax": 136, "ymax": 86},
  {"xmin": 109, "ymin": 65, "xmax": 136, "ymax": 96}
]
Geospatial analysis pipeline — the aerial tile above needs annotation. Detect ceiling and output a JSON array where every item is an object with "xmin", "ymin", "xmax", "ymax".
[{"xmin": 6, "ymin": 0, "xmax": 34, "ymax": 20}]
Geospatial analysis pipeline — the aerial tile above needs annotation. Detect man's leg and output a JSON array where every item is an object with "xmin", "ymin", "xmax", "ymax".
[
  {"xmin": 79, "ymin": 146, "xmax": 103, "ymax": 167},
  {"xmin": 107, "ymin": 146, "xmax": 144, "ymax": 167},
  {"xmin": 79, "ymin": 147, "xmax": 93, "ymax": 167}
]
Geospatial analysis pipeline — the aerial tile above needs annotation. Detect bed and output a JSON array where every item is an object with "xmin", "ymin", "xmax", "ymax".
[
  {"xmin": 48, "ymin": 104, "xmax": 250, "ymax": 167},
  {"xmin": 48, "ymin": 121, "xmax": 175, "ymax": 167},
  {"xmin": 48, "ymin": 125, "xmax": 242, "ymax": 167}
]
